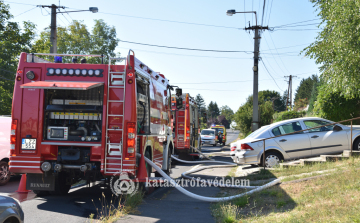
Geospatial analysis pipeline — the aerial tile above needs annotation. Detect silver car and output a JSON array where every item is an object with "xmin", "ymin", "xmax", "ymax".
[
  {"xmin": 201, "ymin": 129, "xmax": 216, "ymax": 146},
  {"xmin": 0, "ymin": 196, "xmax": 24, "ymax": 223},
  {"xmin": 234, "ymin": 117, "xmax": 359, "ymax": 167}
]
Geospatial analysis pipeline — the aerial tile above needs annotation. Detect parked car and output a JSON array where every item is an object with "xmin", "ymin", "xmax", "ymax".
[
  {"xmin": 200, "ymin": 129, "xmax": 216, "ymax": 147},
  {"xmin": 0, "ymin": 116, "xmax": 11, "ymax": 186},
  {"xmin": 0, "ymin": 195, "xmax": 24, "ymax": 223},
  {"xmin": 233, "ymin": 117, "xmax": 359, "ymax": 168},
  {"xmin": 230, "ymin": 142, "xmax": 237, "ymax": 157}
]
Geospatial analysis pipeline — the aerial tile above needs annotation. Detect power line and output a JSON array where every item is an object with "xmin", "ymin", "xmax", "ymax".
[
  {"xmin": 3, "ymin": 1, "xmax": 36, "ymax": 6},
  {"xmin": 266, "ymin": 0, "xmax": 273, "ymax": 25},
  {"xmin": 119, "ymin": 40, "xmax": 252, "ymax": 53},
  {"xmin": 267, "ymin": 32, "xmax": 293, "ymax": 75},
  {"xmin": 261, "ymin": 0, "xmax": 266, "ymax": 26},
  {"xmin": 261, "ymin": 60, "xmax": 283, "ymax": 91},
  {"xmin": 273, "ymin": 18, "xmax": 321, "ymax": 28},
  {"xmin": 13, "ymin": 6, "xmax": 37, "ymax": 17}
]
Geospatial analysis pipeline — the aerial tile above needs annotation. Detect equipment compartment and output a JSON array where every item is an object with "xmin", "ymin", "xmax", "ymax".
[{"xmin": 43, "ymin": 86, "xmax": 104, "ymax": 142}]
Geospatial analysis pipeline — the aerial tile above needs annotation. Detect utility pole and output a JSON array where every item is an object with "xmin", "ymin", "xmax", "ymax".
[
  {"xmin": 245, "ymin": 25, "xmax": 268, "ymax": 131},
  {"xmin": 226, "ymin": 9, "xmax": 268, "ymax": 131},
  {"xmin": 284, "ymin": 75, "xmax": 297, "ymax": 109},
  {"xmin": 37, "ymin": 4, "xmax": 98, "ymax": 54},
  {"xmin": 38, "ymin": 4, "xmax": 65, "ymax": 54}
]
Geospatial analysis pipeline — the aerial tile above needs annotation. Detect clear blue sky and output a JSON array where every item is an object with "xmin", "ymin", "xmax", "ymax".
[{"xmin": 5, "ymin": 0, "xmax": 320, "ymax": 113}]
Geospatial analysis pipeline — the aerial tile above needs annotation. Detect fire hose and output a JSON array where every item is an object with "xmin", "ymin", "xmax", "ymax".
[{"xmin": 139, "ymin": 153, "xmax": 281, "ymax": 202}]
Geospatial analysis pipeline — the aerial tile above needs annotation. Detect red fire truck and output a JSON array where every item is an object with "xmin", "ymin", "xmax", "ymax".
[
  {"xmin": 171, "ymin": 92, "xmax": 201, "ymax": 159},
  {"xmin": 9, "ymin": 50, "xmax": 174, "ymax": 195}
]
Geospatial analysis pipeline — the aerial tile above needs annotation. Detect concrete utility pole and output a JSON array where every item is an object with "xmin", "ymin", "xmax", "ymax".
[
  {"xmin": 227, "ymin": 9, "xmax": 268, "ymax": 131},
  {"xmin": 37, "ymin": 4, "xmax": 98, "ymax": 54}
]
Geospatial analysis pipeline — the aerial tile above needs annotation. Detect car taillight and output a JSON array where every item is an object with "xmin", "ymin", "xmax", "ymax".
[
  {"xmin": 240, "ymin": 143, "xmax": 254, "ymax": 151},
  {"xmin": 231, "ymin": 146, "xmax": 236, "ymax": 151},
  {"xmin": 10, "ymin": 119, "xmax": 17, "ymax": 153},
  {"xmin": 126, "ymin": 122, "xmax": 136, "ymax": 158}
]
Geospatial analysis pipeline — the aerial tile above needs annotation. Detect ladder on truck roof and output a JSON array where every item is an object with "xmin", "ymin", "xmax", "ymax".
[{"xmin": 104, "ymin": 57, "xmax": 127, "ymax": 174}]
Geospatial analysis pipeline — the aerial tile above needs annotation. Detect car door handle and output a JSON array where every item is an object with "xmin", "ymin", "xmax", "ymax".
[
  {"xmin": 279, "ymin": 139, "xmax": 287, "ymax": 142},
  {"xmin": 311, "ymin": 135, "xmax": 319, "ymax": 138}
]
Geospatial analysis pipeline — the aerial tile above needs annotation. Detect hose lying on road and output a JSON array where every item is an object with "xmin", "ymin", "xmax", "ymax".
[{"xmin": 140, "ymin": 154, "xmax": 281, "ymax": 202}]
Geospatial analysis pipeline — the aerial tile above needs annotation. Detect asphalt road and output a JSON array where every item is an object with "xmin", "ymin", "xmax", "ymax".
[{"xmin": 0, "ymin": 130, "xmax": 240, "ymax": 223}]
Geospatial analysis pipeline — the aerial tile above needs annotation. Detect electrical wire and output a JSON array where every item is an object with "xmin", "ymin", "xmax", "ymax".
[
  {"xmin": 273, "ymin": 18, "xmax": 321, "ymax": 28},
  {"xmin": 262, "ymin": 35, "xmax": 287, "ymax": 76},
  {"xmin": 119, "ymin": 40, "xmax": 253, "ymax": 53},
  {"xmin": 3, "ymin": 1, "xmax": 36, "ymax": 6},
  {"xmin": 261, "ymin": 0, "xmax": 266, "ymax": 26},
  {"xmin": 268, "ymin": 32, "xmax": 293, "ymax": 75},
  {"xmin": 13, "ymin": 6, "xmax": 37, "ymax": 17},
  {"xmin": 260, "ymin": 60, "xmax": 283, "ymax": 91},
  {"xmin": 266, "ymin": 0, "xmax": 273, "ymax": 25}
]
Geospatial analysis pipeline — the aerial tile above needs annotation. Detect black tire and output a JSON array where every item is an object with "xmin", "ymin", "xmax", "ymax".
[
  {"xmin": 141, "ymin": 150, "xmax": 153, "ymax": 194},
  {"xmin": 0, "ymin": 161, "xmax": 10, "ymax": 186},
  {"xmin": 353, "ymin": 138, "xmax": 360, "ymax": 151},
  {"xmin": 163, "ymin": 148, "xmax": 172, "ymax": 175},
  {"xmin": 261, "ymin": 152, "xmax": 283, "ymax": 168}
]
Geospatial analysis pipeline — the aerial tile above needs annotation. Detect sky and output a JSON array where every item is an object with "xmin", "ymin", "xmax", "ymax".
[{"xmin": 4, "ymin": 0, "xmax": 321, "ymax": 113}]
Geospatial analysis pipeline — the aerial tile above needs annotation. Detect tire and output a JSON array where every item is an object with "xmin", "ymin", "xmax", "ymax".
[
  {"xmin": 353, "ymin": 138, "xmax": 360, "ymax": 151},
  {"xmin": 262, "ymin": 152, "xmax": 283, "ymax": 168},
  {"xmin": 142, "ymin": 150, "xmax": 153, "ymax": 194},
  {"xmin": 163, "ymin": 148, "xmax": 172, "ymax": 176},
  {"xmin": 0, "ymin": 161, "xmax": 10, "ymax": 186}
]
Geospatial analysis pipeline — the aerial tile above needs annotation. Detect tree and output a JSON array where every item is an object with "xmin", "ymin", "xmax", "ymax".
[
  {"xmin": 304, "ymin": 0, "xmax": 360, "ymax": 99},
  {"xmin": 218, "ymin": 115, "xmax": 230, "ymax": 129},
  {"xmin": 208, "ymin": 101, "xmax": 220, "ymax": 117},
  {"xmin": 195, "ymin": 94, "xmax": 206, "ymax": 112},
  {"xmin": 220, "ymin": 105, "xmax": 234, "ymax": 122},
  {"xmin": 32, "ymin": 20, "xmax": 119, "ymax": 64},
  {"xmin": 0, "ymin": 2, "xmax": 36, "ymax": 115},
  {"xmin": 246, "ymin": 90, "xmax": 285, "ymax": 112},
  {"xmin": 233, "ymin": 91, "xmax": 277, "ymax": 136},
  {"xmin": 294, "ymin": 75, "xmax": 319, "ymax": 103},
  {"xmin": 307, "ymin": 80, "xmax": 320, "ymax": 114}
]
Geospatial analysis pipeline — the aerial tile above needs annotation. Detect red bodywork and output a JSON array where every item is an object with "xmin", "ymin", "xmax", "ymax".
[{"xmin": 10, "ymin": 52, "xmax": 171, "ymax": 182}]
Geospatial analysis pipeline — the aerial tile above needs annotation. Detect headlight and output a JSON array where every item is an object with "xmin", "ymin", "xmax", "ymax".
[
  {"xmin": 88, "ymin": 69, "xmax": 94, "ymax": 76},
  {"xmin": 75, "ymin": 69, "xmax": 81, "ymax": 76},
  {"xmin": 81, "ymin": 69, "xmax": 87, "ymax": 76},
  {"xmin": 26, "ymin": 71, "xmax": 35, "ymax": 80},
  {"xmin": 68, "ymin": 69, "xmax": 74, "ymax": 76},
  {"xmin": 41, "ymin": 162, "xmax": 51, "ymax": 172},
  {"xmin": 55, "ymin": 68, "xmax": 61, "ymax": 75},
  {"xmin": 62, "ymin": 69, "xmax": 67, "ymax": 75},
  {"xmin": 95, "ymin": 70, "xmax": 100, "ymax": 76}
]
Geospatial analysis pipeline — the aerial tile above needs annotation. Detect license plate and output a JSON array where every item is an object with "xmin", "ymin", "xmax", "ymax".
[
  {"xmin": 203, "ymin": 141, "xmax": 211, "ymax": 144},
  {"xmin": 22, "ymin": 139, "xmax": 36, "ymax": 150}
]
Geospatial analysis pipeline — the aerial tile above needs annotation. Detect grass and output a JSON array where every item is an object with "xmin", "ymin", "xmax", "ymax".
[
  {"xmin": 89, "ymin": 191, "xmax": 144, "ymax": 223},
  {"xmin": 211, "ymin": 156, "xmax": 360, "ymax": 222}
]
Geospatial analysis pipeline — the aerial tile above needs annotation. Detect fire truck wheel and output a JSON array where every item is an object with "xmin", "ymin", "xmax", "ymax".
[
  {"xmin": 0, "ymin": 161, "xmax": 10, "ymax": 186},
  {"xmin": 163, "ymin": 148, "xmax": 172, "ymax": 175},
  {"xmin": 141, "ymin": 150, "xmax": 153, "ymax": 194}
]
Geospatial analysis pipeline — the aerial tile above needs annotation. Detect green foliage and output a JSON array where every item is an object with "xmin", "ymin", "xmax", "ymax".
[
  {"xmin": 32, "ymin": 20, "xmax": 119, "ymax": 64},
  {"xmin": 304, "ymin": 0, "xmax": 360, "ymax": 99},
  {"xmin": 246, "ymin": 90, "xmax": 286, "ymax": 112},
  {"xmin": 294, "ymin": 98, "xmax": 309, "ymax": 111},
  {"xmin": 195, "ymin": 94, "xmax": 206, "ymax": 111},
  {"xmin": 234, "ymin": 98, "xmax": 274, "ymax": 135},
  {"xmin": 273, "ymin": 110, "xmax": 306, "ymax": 123},
  {"xmin": 0, "ymin": 2, "xmax": 36, "ymax": 115},
  {"xmin": 294, "ymin": 74, "xmax": 319, "ymax": 103},
  {"xmin": 307, "ymin": 80, "xmax": 320, "ymax": 114},
  {"xmin": 220, "ymin": 105, "xmax": 234, "ymax": 122},
  {"xmin": 313, "ymin": 85, "xmax": 360, "ymax": 124},
  {"xmin": 208, "ymin": 101, "xmax": 220, "ymax": 117}
]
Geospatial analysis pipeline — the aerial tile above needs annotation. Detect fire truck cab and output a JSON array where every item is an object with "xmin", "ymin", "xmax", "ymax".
[
  {"xmin": 10, "ymin": 51, "xmax": 174, "ymax": 195},
  {"xmin": 171, "ymin": 93, "xmax": 201, "ymax": 159}
]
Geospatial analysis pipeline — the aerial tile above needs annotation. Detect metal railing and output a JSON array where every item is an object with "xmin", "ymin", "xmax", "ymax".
[{"xmin": 250, "ymin": 117, "xmax": 360, "ymax": 169}]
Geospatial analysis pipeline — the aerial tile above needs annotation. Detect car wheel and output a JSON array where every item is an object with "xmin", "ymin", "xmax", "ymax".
[
  {"xmin": 263, "ymin": 152, "xmax": 282, "ymax": 168},
  {"xmin": 0, "ymin": 161, "xmax": 10, "ymax": 186},
  {"xmin": 353, "ymin": 138, "xmax": 360, "ymax": 151}
]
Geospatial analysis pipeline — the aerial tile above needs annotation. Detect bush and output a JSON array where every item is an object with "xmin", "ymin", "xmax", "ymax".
[{"xmin": 273, "ymin": 110, "xmax": 306, "ymax": 122}]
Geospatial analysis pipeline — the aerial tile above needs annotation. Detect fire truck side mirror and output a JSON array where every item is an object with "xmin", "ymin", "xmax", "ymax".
[
  {"xmin": 175, "ymin": 88, "xmax": 182, "ymax": 97},
  {"xmin": 202, "ymin": 112, "xmax": 207, "ymax": 123},
  {"xmin": 176, "ymin": 97, "xmax": 183, "ymax": 109}
]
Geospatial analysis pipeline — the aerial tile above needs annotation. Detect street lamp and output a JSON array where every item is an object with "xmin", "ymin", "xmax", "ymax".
[
  {"xmin": 38, "ymin": 4, "xmax": 99, "ymax": 53},
  {"xmin": 226, "ymin": 9, "xmax": 257, "ymax": 26},
  {"xmin": 226, "ymin": 9, "xmax": 267, "ymax": 132}
]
